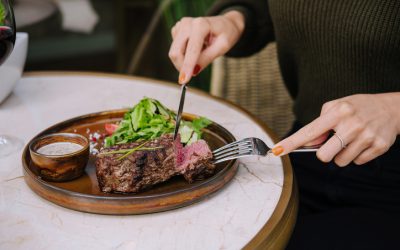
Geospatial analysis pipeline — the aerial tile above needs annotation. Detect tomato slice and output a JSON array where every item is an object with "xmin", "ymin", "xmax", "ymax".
[{"xmin": 105, "ymin": 123, "xmax": 119, "ymax": 135}]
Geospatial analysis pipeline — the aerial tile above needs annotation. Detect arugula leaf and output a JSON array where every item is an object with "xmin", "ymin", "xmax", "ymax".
[
  {"xmin": 104, "ymin": 98, "xmax": 211, "ymax": 147},
  {"xmin": 192, "ymin": 117, "xmax": 211, "ymax": 133},
  {"xmin": 178, "ymin": 117, "xmax": 211, "ymax": 145}
]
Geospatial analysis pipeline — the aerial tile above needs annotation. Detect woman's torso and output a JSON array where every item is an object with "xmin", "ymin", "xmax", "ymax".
[{"xmin": 268, "ymin": 0, "xmax": 400, "ymax": 124}]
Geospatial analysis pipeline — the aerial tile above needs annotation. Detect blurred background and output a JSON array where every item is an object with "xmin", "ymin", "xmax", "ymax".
[
  {"xmin": 14, "ymin": 0, "xmax": 294, "ymax": 137},
  {"xmin": 15, "ymin": 0, "xmax": 215, "ymax": 91}
]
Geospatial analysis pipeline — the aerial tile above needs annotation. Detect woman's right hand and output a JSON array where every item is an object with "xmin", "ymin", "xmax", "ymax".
[{"xmin": 169, "ymin": 10, "xmax": 245, "ymax": 84}]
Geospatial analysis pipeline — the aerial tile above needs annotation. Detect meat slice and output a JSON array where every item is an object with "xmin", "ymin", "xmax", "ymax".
[
  {"xmin": 177, "ymin": 140, "xmax": 216, "ymax": 183},
  {"xmin": 96, "ymin": 134, "xmax": 178, "ymax": 193},
  {"xmin": 95, "ymin": 134, "xmax": 215, "ymax": 193}
]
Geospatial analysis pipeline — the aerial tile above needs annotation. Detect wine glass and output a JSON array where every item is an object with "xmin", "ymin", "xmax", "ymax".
[
  {"xmin": 0, "ymin": 0, "xmax": 21, "ymax": 158},
  {"xmin": 0, "ymin": 0, "xmax": 15, "ymax": 64}
]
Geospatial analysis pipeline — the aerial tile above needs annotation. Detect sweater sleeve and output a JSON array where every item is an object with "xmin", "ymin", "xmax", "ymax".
[{"xmin": 208, "ymin": 0, "xmax": 275, "ymax": 57}]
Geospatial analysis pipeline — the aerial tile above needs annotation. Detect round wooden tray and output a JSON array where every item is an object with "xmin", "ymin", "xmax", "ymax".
[{"xmin": 22, "ymin": 109, "xmax": 238, "ymax": 215}]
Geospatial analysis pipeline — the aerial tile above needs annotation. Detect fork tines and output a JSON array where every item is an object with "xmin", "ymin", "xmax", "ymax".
[{"xmin": 212, "ymin": 138, "xmax": 253, "ymax": 164}]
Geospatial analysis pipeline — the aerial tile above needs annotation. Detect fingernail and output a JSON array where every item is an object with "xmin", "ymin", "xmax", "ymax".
[
  {"xmin": 271, "ymin": 146, "xmax": 284, "ymax": 156},
  {"xmin": 193, "ymin": 65, "xmax": 201, "ymax": 76},
  {"xmin": 178, "ymin": 72, "xmax": 186, "ymax": 84}
]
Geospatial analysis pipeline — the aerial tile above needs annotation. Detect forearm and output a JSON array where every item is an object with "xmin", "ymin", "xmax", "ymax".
[{"xmin": 208, "ymin": 0, "xmax": 274, "ymax": 57}]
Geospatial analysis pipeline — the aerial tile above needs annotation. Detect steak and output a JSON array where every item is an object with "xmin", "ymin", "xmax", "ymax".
[
  {"xmin": 177, "ymin": 140, "xmax": 216, "ymax": 183},
  {"xmin": 95, "ymin": 134, "xmax": 215, "ymax": 193}
]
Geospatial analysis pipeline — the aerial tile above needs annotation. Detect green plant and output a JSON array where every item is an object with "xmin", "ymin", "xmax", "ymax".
[
  {"xmin": 0, "ymin": 2, "xmax": 5, "ymax": 25},
  {"xmin": 161, "ymin": 0, "xmax": 216, "ymax": 92},
  {"xmin": 162, "ymin": 0, "xmax": 215, "ymax": 29}
]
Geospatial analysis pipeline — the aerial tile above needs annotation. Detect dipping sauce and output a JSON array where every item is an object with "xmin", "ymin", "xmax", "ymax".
[{"xmin": 37, "ymin": 142, "xmax": 83, "ymax": 156}]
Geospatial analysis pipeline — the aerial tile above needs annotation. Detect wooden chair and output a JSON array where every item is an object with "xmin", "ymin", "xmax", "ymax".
[{"xmin": 211, "ymin": 42, "xmax": 294, "ymax": 138}]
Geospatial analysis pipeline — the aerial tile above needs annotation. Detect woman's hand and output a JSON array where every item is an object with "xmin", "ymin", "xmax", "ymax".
[
  {"xmin": 169, "ymin": 11, "xmax": 245, "ymax": 84},
  {"xmin": 272, "ymin": 93, "xmax": 400, "ymax": 166}
]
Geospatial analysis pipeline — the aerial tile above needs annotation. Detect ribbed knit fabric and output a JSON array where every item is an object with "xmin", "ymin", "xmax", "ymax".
[{"xmin": 209, "ymin": 0, "xmax": 400, "ymax": 125}]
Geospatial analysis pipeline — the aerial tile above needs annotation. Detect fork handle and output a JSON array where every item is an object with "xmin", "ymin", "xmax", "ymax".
[
  {"xmin": 292, "ymin": 144, "xmax": 321, "ymax": 153},
  {"xmin": 292, "ymin": 148, "xmax": 319, "ymax": 152},
  {"xmin": 267, "ymin": 144, "xmax": 320, "ymax": 155}
]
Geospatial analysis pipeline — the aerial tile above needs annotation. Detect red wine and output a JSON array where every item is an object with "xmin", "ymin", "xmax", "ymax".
[{"xmin": 0, "ymin": 26, "xmax": 15, "ymax": 65}]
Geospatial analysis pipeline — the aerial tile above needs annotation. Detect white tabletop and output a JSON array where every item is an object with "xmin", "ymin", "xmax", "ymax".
[{"xmin": 0, "ymin": 72, "xmax": 291, "ymax": 250}]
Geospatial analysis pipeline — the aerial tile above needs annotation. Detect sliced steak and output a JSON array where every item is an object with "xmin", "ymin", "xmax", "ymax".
[
  {"xmin": 96, "ymin": 134, "xmax": 216, "ymax": 193},
  {"xmin": 177, "ymin": 140, "xmax": 216, "ymax": 183},
  {"xmin": 96, "ymin": 134, "xmax": 178, "ymax": 193}
]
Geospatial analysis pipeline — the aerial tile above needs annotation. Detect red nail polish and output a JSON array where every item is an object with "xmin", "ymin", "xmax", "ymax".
[{"xmin": 193, "ymin": 65, "xmax": 201, "ymax": 76}]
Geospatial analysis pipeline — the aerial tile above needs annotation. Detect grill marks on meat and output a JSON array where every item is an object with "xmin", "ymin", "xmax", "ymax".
[
  {"xmin": 95, "ymin": 134, "xmax": 215, "ymax": 193},
  {"xmin": 96, "ymin": 135, "xmax": 178, "ymax": 193}
]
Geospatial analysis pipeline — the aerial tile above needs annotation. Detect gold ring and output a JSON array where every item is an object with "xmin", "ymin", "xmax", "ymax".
[{"xmin": 334, "ymin": 133, "xmax": 346, "ymax": 149}]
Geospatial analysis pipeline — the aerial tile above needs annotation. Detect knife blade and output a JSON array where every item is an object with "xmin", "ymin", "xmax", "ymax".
[{"xmin": 173, "ymin": 84, "xmax": 187, "ymax": 140}]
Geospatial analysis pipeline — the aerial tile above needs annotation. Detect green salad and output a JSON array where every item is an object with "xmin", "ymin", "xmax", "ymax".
[{"xmin": 104, "ymin": 98, "xmax": 211, "ymax": 147}]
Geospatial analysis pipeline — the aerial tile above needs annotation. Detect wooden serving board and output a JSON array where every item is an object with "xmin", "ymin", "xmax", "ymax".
[{"xmin": 22, "ymin": 109, "xmax": 238, "ymax": 215}]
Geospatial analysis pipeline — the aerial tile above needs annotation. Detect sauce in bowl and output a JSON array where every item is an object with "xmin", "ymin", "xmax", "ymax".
[
  {"xmin": 29, "ymin": 133, "xmax": 90, "ymax": 182},
  {"xmin": 37, "ymin": 142, "xmax": 83, "ymax": 156}
]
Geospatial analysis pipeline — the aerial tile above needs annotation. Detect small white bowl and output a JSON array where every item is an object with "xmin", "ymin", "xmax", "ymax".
[{"xmin": 0, "ymin": 32, "xmax": 29, "ymax": 104}]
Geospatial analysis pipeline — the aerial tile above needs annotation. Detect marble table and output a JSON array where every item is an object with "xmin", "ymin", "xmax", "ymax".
[{"xmin": 0, "ymin": 72, "xmax": 297, "ymax": 250}]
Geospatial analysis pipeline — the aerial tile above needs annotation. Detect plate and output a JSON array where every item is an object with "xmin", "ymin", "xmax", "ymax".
[{"xmin": 22, "ymin": 109, "xmax": 238, "ymax": 215}]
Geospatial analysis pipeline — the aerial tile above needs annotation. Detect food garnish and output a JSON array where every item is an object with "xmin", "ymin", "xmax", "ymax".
[
  {"xmin": 104, "ymin": 123, "xmax": 119, "ymax": 135},
  {"xmin": 98, "ymin": 142, "xmax": 163, "ymax": 161}
]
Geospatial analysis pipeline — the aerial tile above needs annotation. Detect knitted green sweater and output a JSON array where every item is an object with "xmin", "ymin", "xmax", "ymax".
[{"xmin": 209, "ymin": 0, "xmax": 400, "ymax": 125}]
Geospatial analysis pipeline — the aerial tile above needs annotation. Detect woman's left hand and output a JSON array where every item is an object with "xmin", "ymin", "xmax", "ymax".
[{"xmin": 272, "ymin": 93, "xmax": 400, "ymax": 166}]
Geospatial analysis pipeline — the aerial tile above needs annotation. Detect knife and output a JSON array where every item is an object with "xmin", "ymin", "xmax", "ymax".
[{"xmin": 173, "ymin": 84, "xmax": 187, "ymax": 140}]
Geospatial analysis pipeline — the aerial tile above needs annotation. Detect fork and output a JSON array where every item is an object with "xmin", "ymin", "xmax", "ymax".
[{"xmin": 212, "ymin": 137, "xmax": 321, "ymax": 164}]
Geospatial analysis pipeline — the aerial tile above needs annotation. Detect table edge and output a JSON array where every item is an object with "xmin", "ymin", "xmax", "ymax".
[{"xmin": 22, "ymin": 70, "xmax": 297, "ymax": 249}]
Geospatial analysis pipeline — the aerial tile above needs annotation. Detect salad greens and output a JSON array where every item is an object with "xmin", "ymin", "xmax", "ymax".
[{"xmin": 104, "ymin": 98, "xmax": 211, "ymax": 147}]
